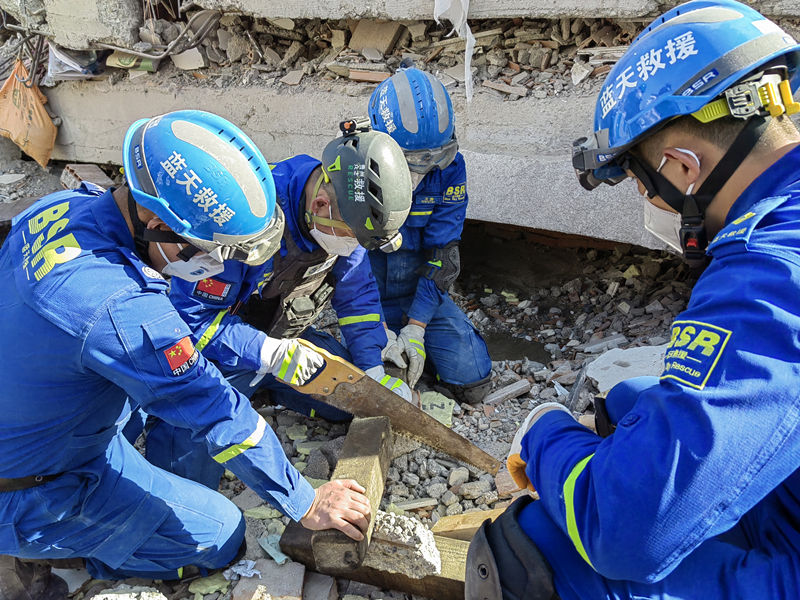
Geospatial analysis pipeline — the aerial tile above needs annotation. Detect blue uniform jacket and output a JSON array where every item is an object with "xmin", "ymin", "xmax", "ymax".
[
  {"xmin": 0, "ymin": 185, "xmax": 314, "ymax": 521},
  {"xmin": 169, "ymin": 155, "xmax": 387, "ymax": 371},
  {"xmin": 520, "ymin": 146, "xmax": 800, "ymax": 585},
  {"xmin": 399, "ymin": 152, "xmax": 468, "ymax": 324}
]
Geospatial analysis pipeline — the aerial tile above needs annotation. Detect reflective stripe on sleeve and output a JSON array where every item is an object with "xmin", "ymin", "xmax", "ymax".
[
  {"xmin": 212, "ymin": 415, "xmax": 267, "ymax": 464},
  {"xmin": 338, "ymin": 313, "xmax": 381, "ymax": 326},
  {"xmin": 563, "ymin": 453, "xmax": 596, "ymax": 569},
  {"xmin": 195, "ymin": 308, "xmax": 229, "ymax": 352},
  {"xmin": 410, "ymin": 210, "xmax": 433, "ymax": 216}
]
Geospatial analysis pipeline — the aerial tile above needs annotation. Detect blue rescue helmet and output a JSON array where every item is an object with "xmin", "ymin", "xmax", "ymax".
[
  {"xmin": 123, "ymin": 110, "xmax": 284, "ymax": 265},
  {"xmin": 368, "ymin": 68, "xmax": 458, "ymax": 174},
  {"xmin": 573, "ymin": 0, "xmax": 800, "ymax": 188}
]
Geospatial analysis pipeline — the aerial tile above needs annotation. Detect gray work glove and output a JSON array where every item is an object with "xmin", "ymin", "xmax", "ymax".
[
  {"xmin": 397, "ymin": 323, "xmax": 426, "ymax": 388},
  {"xmin": 381, "ymin": 327, "xmax": 408, "ymax": 369},
  {"xmin": 250, "ymin": 338, "xmax": 325, "ymax": 387},
  {"xmin": 365, "ymin": 365, "xmax": 413, "ymax": 403}
]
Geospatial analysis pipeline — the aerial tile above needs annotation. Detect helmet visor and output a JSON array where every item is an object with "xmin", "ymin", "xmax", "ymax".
[
  {"xmin": 190, "ymin": 205, "xmax": 285, "ymax": 266},
  {"xmin": 404, "ymin": 138, "xmax": 459, "ymax": 174}
]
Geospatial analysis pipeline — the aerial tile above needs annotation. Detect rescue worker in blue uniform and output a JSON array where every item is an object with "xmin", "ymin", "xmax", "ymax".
[
  {"xmin": 367, "ymin": 68, "xmax": 493, "ymax": 403},
  {"xmin": 465, "ymin": 3, "xmax": 800, "ymax": 599},
  {"xmin": 150, "ymin": 125, "xmax": 414, "ymax": 489},
  {"xmin": 0, "ymin": 111, "xmax": 371, "ymax": 600}
]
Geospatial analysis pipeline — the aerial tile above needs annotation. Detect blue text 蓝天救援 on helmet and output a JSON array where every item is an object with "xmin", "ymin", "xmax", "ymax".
[{"xmin": 122, "ymin": 110, "xmax": 284, "ymax": 265}]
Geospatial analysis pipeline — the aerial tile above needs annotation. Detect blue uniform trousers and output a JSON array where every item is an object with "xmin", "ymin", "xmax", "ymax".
[
  {"xmin": 369, "ymin": 249, "xmax": 491, "ymax": 386},
  {"xmin": 1, "ymin": 434, "xmax": 244, "ymax": 582},
  {"xmin": 517, "ymin": 376, "xmax": 800, "ymax": 600},
  {"xmin": 146, "ymin": 327, "xmax": 351, "ymax": 490}
]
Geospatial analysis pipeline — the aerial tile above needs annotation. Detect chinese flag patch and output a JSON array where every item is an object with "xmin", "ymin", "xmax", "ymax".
[
  {"xmin": 193, "ymin": 277, "xmax": 231, "ymax": 302},
  {"xmin": 164, "ymin": 336, "xmax": 199, "ymax": 376}
]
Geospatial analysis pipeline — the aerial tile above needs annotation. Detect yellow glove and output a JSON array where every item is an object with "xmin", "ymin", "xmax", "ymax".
[{"xmin": 506, "ymin": 402, "xmax": 573, "ymax": 492}]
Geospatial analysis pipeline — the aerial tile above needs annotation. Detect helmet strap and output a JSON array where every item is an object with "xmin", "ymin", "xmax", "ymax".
[
  {"xmin": 625, "ymin": 114, "xmax": 768, "ymax": 265},
  {"xmin": 127, "ymin": 189, "xmax": 151, "ymax": 260}
]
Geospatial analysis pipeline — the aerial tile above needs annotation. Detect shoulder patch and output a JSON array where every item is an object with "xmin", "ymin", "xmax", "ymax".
[
  {"xmin": 163, "ymin": 337, "xmax": 199, "ymax": 376},
  {"xmin": 708, "ymin": 195, "xmax": 790, "ymax": 254},
  {"xmin": 443, "ymin": 183, "xmax": 467, "ymax": 203},
  {"xmin": 660, "ymin": 320, "xmax": 732, "ymax": 390},
  {"xmin": 193, "ymin": 277, "xmax": 231, "ymax": 302}
]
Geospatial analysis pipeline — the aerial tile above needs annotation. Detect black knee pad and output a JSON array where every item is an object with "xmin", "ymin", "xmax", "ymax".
[
  {"xmin": 593, "ymin": 394, "xmax": 616, "ymax": 438},
  {"xmin": 441, "ymin": 373, "xmax": 492, "ymax": 405},
  {"xmin": 465, "ymin": 496, "xmax": 559, "ymax": 600}
]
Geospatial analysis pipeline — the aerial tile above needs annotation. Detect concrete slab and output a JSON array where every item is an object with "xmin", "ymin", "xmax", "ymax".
[
  {"xmin": 43, "ymin": 77, "xmax": 660, "ymax": 246},
  {"xmin": 586, "ymin": 343, "xmax": 670, "ymax": 393}
]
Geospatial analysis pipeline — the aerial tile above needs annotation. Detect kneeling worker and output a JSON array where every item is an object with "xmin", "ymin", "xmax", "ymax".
[{"xmin": 0, "ymin": 111, "xmax": 370, "ymax": 599}]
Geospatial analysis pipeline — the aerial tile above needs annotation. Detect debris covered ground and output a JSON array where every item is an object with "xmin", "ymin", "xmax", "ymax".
[{"xmin": 38, "ymin": 213, "xmax": 696, "ymax": 600}]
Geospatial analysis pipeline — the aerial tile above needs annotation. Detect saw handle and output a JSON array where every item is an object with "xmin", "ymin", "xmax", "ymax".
[{"xmin": 289, "ymin": 338, "xmax": 366, "ymax": 396}]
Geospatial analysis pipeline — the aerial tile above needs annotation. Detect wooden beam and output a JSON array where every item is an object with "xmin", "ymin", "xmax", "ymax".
[
  {"xmin": 431, "ymin": 508, "xmax": 505, "ymax": 541},
  {"xmin": 281, "ymin": 522, "xmax": 468, "ymax": 600},
  {"xmin": 310, "ymin": 416, "xmax": 392, "ymax": 574}
]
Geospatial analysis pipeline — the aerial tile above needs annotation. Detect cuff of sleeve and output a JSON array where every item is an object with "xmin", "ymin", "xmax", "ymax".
[
  {"xmin": 243, "ymin": 329, "xmax": 269, "ymax": 373},
  {"xmin": 287, "ymin": 476, "xmax": 316, "ymax": 522}
]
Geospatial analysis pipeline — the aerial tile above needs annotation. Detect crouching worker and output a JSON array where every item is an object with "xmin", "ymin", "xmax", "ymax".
[
  {"xmin": 367, "ymin": 68, "xmax": 492, "ymax": 403},
  {"xmin": 0, "ymin": 111, "xmax": 370, "ymax": 599},
  {"xmin": 466, "ymin": 2, "xmax": 800, "ymax": 599},
  {"xmin": 148, "ymin": 124, "xmax": 415, "ymax": 489}
]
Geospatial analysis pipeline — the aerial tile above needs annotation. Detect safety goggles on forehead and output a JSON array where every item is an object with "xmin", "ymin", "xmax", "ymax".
[{"xmin": 404, "ymin": 138, "xmax": 459, "ymax": 174}]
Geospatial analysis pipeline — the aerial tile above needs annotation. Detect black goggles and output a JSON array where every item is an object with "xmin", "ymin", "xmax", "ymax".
[{"xmin": 571, "ymin": 135, "xmax": 629, "ymax": 191}]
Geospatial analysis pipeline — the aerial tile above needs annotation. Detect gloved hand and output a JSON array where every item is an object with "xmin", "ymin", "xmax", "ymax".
[
  {"xmin": 397, "ymin": 323, "xmax": 426, "ymax": 388},
  {"xmin": 250, "ymin": 337, "xmax": 325, "ymax": 387},
  {"xmin": 365, "ymin": 365, "xmax": 413, "ymax": 403},
  {"xmin": 381, "ymin": 327, "xmax": 407, "ymax": 369},
  {"xmin": 507, "ymin": 402, "xmax": 573, "ymax": 492}
]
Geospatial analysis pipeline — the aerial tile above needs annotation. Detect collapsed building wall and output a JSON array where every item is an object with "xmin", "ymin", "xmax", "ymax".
[{"xmin": 3, "ymin": 3, "xmax": 800, "ymax": 247}]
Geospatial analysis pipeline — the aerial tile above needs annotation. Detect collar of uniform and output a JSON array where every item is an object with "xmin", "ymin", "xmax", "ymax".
[
  {"xmin": 270, "ymin": 155, "xmax": 322, "ymax": 254},
  {"xmin": 725, "ymin": 144, "xmax": 800, "ymax": 226},
  {"xmin": 90, "ymin": 187, "xmax": 138, "ymax": 252}
]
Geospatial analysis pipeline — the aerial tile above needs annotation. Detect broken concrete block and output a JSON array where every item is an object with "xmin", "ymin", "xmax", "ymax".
[
  {"xmin": 262, "ymin": 46, "xmax": 282, "ymax": 66},
  {"xmin": 459, "ymin": 480, "xmax": 491, "ymax": 500},
  {"xmin": 481, "ymin": 80, "xmax": 529, "ymax": 97},
  {"xmin": 86, "ymin": 585, "xmax": 167, "ymax": 600},
  {"xmin": 0, "ymin": 137, "xmax": 21, "ymax": 163},
  {"xmin": 485, "ymin": 380, "xmax": 532, "ymax": 405},
  {"xmin": 171, "ymin": 47, "xmax": 206, "ymax": 70},
  {"xmin": 494, "ymin": 468, "xmax": 519, "ymax": 497},
  {"xmin": 303, "ymin": 571, "xmax": 337, "ymax": 600},
  {"xmin": 348, "ymin": 20, "xmax": 403, "ymax": 55},
  {"xmin": 232, "ymin": 558, "xmax": 304, "ymax": 600},
  {"xmin": 60, "ymin": 164, "xmax": 115, "ymax": 190},
  {"xmin": 362, "ymin": 511, "xmax": 442, "ymax": 579},
  {"xmin": 406, "ymin": 22, "xmax": 428, "ymax": 42},
  {"xmin": 419, "ymin": 391, "xmax": 455, "ymax": 427},
  {"xmin": 582, "ymin": 333, "xmax": 628, "ymax": 354},
  {"xmin": 394, "ymin": 497, "xmax": 438, "ymax": 511},
  {"xmin": 571, "ymin": 60, "xmax": 593, "ymax": 85},
  {"xmin": 348, "ymin": 69, "xmax": 390, "ymax": 83},
  {"xmin": 227, "ymin": 34, "xmax": 251, "ymax": 63},
  {"xmin": 360, "ymin": 46, "xmax": 383, "ymax": 61},
  {"xmin": 331, "ymin": 29, "xmax": 347, "ymax": 51},
  {"xmin": 267, "ymin": 18, "xmax": 295, "ymax": 30},
  {"xmin": 280, "ymin": 41, "xmax": 305, "ymax": 68},
  {"xmin": 279, "ymin": 69, "xmax": 304, "ymax": 84},
  {"xmin": 449, "ymin": 466, "xmax": 470, "ymax": 487},
  {"xmin": 586, "ymin": 344, "xmax": 670, "ymax": 394}
]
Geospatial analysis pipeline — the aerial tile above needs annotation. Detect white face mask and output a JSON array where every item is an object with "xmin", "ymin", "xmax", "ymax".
[
  {"xmin": 157, "ymin": 243, "xmax": 225, "ymax": 282},
  {"xmin": 643, "ymin": 200, "xmax": 683, "ymax": 253},
  {"xmin": 644, "ymin": 148, "xmax": 700, "ymax": 253},
  {"xmin": 308, "ymin": 206, "xmax": 360, "ymax": 257}
]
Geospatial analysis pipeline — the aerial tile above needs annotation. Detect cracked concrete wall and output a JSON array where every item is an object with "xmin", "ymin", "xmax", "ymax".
[
  {"xmin": 43, "ymin": 79, "xmax": 660, "ymax": 248},
  {"xmin": 0, "ymin": 0, "xmax": 141, "ymax": 50}
]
